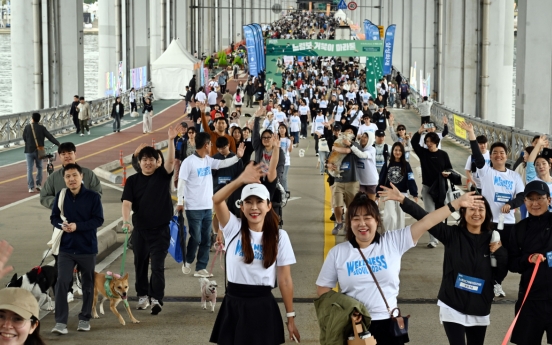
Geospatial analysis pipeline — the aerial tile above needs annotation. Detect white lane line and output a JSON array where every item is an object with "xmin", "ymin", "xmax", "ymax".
[
  {"xmin": 100, "ymin": 181, "xmax": 125, "ymax": 192},
  {"xmin": 0, "ymin": 194, "xmax": 40, "ymax": 211},
  {"xmin": 287, "ymin": 197, "xmax": 301, "ymax": 202}
]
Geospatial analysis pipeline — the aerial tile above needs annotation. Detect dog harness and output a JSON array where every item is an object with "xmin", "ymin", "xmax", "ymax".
[
  {"xmin": 32, "ymin": 266, "xmax": 42, "ymax": 275},
  {"xmin": 104, "ymin": 271, "xmax": 129, "ymax": 307}
]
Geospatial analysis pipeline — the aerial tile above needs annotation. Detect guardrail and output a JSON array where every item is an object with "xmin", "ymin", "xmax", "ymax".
[
  {"xmin": 0, "ymin": 84, "xmax": 152, "ymax": 148},
  {"xmin": 408, "ymin": 88, "xmax": 541, "ymax": 166}
]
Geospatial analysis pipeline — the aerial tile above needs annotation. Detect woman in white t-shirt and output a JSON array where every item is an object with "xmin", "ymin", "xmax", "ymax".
[
  {"xmin": 210, "ymin": 164, "xmax": 301, "ymax": 345},
  {"xmin": 278, "ymin": 124, "xmax": 293, "ymax": 192},
  {"xmin": 525, "ymin": 135, "xmax": 552, "ymax": 203},
  {"xmin": 316, "ymin": 188, "xmax": 482, "ymax": 345},
  {"xmin": 233, "ymin": 89, "xmax": 243, "ymax": 112}
]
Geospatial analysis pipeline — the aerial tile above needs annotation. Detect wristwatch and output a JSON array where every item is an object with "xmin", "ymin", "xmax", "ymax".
[{"xmin": 447, "ymin": 202, "xmax": 456, "ymax": 213}]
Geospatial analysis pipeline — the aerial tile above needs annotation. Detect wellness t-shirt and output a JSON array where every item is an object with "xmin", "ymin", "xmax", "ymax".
[
  {"xmin": 179, "ymin": 154, "xmax": 227, "ymax": 210},
  {"xmin": 316, "ymin": 227, "xmax": 416, "ymax": 320},
  {"xmin": 464, "ymin": 152, "xmax": 490, "ymax": 189},
  {"xmin": 222, "ymin": 213, "xmax": 296, "ymax": 287}
]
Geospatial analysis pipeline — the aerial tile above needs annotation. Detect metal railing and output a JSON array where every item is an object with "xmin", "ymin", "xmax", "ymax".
[
  {"xmin": 0, "ymin": 84, "xmax": 152, "ymax": 147},
  {"xmin": 408, "ymin": 88, "xmax": 541, "ymax": 165}
]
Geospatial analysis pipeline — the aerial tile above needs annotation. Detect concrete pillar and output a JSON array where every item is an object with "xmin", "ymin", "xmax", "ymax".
[
  {"xmin": 11, "ymin": 1, "xmax": 36, "ymax": 112},
  {"xmin": 515, "ymin": 0, "xmax": 550, "ymax": 132},
  {"xmin": 442, "ymin": 0, "xmax": 463, "ymax": 112},
  {"xmin": 391, "ymin": 0, "xmax": 404, "ymax": 73},
  {"xmin": 410, "ymin": 1, "xmax": 426, "ymax": 75},
  {"xmin": 150, "ymin": 0, "xmax": 163, "ymax": 62},
  {"xmin": 57, "ymin": 1, "xmax": 84, "ymax": 103},
  {"xmin": 461, "ymin": 0, "xmax": 478, "ymax": 116},
  {"xmin": 132, "ymin": 0, "xmax": 150, "ymax": 71},
  {"xmin": 98, "ymin": 0, "xmax": 116, "ymax": 97},
  {"xmin": 483, "ymin": 0, "xmax": 513, "ymax": 125}
]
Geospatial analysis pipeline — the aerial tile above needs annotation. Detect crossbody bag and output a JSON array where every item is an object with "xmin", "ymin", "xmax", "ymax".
[{"xmin": 30, "ymin": 123, "xmax": 47, "ymax": 159}]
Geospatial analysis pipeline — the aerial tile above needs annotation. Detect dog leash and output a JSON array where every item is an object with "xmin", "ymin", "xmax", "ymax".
[
  {"xmin": 209, "ymin": 241, "xmax": 225, "ymax": 276},
  {"xmin": 501, "ymin": 254, "xmax": 543, "ymax": 345},
  {"xmin": 121, "ymin": 224, "xmax": 130, "ymax": 277}
]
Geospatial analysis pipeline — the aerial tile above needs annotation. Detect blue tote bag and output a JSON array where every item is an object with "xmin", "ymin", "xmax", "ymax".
[{"xmin": 168, "ymin": 212, "xmax": 187, "ymax": 263}]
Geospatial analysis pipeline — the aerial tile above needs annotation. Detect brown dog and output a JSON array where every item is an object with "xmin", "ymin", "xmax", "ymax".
[
  {"xmin": 92, "ymin": 272, "xmax": 140, "ymax": 325},
  {"xmin": 327, "ymin": 132, "xmax": 356, "ymax": 178}
]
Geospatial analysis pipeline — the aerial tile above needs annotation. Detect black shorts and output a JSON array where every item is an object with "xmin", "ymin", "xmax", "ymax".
[
  {"xmin": 511, "ymin": 299, "xmax": 552, "ymax": 344},
  {"xmin": 400, "ymin": 93, "xmax": 408, "ymax": 100}
]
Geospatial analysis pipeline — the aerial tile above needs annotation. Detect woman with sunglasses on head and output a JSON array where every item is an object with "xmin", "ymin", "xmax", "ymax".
[
  {"xmin": 0, "ymin": 288, "xmax": 45, "ymax": 345},
  {"xmin": 209, "ymin": 162, "xmax": 300, "ymax": 345},
  {"xmin": 316, "ymin": 187, "xmax": 483, "ymax": 345},
  {"xmin": 395, "ymin": 187, "xmax": 508, "ymax": 345},
  {"xmin": 525, "ymin": 135, "xmax": 552, "ymax": 199},
  {"xmin": 388, "ymin": 114, "xmax": 412, "ymax": 162}
]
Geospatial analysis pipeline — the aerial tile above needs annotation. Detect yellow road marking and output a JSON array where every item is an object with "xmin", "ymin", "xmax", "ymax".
[
  {"xmin": 0, "ymin": 106, "xmax": 184, "ymax": 186},
  {"xmin": 323, "ymin": 178, "xmax": 335, "ymax": 257}
]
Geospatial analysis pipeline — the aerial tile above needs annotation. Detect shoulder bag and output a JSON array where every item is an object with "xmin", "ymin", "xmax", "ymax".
[
  {"xmin": 30, "ymin": 123, "xmax": 47, "ymax": 159},
  {"xmin": 47, "ymin": 188, "xmax": 67, "ymax": 256},
  {"xmin": 356, "ymin": 247, "xmax": 410, "ymax": 338}
]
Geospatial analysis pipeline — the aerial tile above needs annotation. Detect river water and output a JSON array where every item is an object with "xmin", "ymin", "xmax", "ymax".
[{"xmin": 0, "ymin": 34, "xmax": 99, "ymax": 115}]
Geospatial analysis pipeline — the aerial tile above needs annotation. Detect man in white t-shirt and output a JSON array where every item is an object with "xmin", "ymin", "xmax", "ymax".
[
  {"xmin": 464, "ymin": 135, "xmax": 490, "ymax": 194},
  {"xmin": 208, "ymin": 89, "xmax": 218, "ymax": 109},
  {"xmin": 417, "ymin": 96, "xmax": 434, "ymax": 124},
  {"xmin": 176, "ymin": 132, "xmax": 244, "ymax": 278},
  {"xmin": 357, "ymin": 114, "xmax": 379, "ymax": 139},
  {"xmin": 195, "ymin": 87, "xmax": 207, "ymax": 103}
]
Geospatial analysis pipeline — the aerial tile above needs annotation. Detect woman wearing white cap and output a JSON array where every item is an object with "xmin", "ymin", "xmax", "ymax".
[
  {"xmin": 0, "ymin": 287, "xmax": 45, "ymax": 345},
  {"xmin": 209, "ymin": 163, "xmax": 301, "ymax": 344}
]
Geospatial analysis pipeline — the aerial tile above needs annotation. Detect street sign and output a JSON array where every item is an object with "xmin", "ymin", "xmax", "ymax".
[
  {"xmin": 337, "ymin": 0, "xmax": 347, "ymax": 10},
  {"xmin": 347, "ymin": 1, "xmax": 357, "ymax": 10}
]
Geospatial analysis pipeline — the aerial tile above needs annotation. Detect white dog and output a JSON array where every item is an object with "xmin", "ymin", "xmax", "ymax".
[{"xmin": 199, "ymin": 278, "xmax": 217, "ymax": 313}]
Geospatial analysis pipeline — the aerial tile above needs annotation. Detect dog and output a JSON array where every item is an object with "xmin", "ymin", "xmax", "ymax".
[
  {"xmin": 326, "ymin": 132, "xmax": 356, "ymax": 178},
  {"xmin": 92, "ymin": 271, "xmax": 140, "ymax": 325},
  {"xmin": 6, "ymin": 265, "xmax": 57, "ymax": 311},
  {"xmin": 199, "ymin": 277, "xmax": 217, "ymax": 313}
]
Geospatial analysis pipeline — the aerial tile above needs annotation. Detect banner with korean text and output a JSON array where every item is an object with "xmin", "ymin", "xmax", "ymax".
[
  {"xmin": 243, "ymin": 25, "xmax": 259, "ymax": 76},
  {"xmin": 383, "ymin": 24, "xmax": 396, "ymax": 75}
]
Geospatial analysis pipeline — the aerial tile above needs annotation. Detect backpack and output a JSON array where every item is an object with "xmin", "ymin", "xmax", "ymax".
[{"xmin": 236, "ymin": 94, "xmax": 241, "ymax": 103}]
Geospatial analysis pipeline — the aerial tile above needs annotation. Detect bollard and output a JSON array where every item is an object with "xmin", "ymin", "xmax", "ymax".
[
  {"xmin": 121, "ymin": 165, "xmax": 127, "ymax": 186},
  {"xmin": 119, "ymin": 150, "xmax": 123, "ymax": 167},
  {"xmin": 152, "ymin": 138, "xmax": 156, "ymax": 148}
]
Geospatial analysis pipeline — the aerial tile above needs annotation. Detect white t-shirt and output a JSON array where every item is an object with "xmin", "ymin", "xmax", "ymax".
[
  {"xmin": 346, "ymin": 92, "xmax": 356, "ymax": 101},
  {"xmin": 333, "ymin": 105, "xmax": 345, "ymax": 121},
  {"xmin": 319, "ymin": 100, "xmax": 328, "ymax": 109},
  {"xmin": 290, "ymin": 116, "xmax": 301, "ymax": 132},
  {"xmin": 360, "ymin": 91, "xmax": 371, "ymax": 104},
  {"xmin": 311, "ymin": 115, "xmax": 327, "ymax": 135},
  {"xmin": 208, "ymin": 91, "xmax": 218, "ymax": 105},
  {"xmin": 298, "ymin": 105, "xmax": 310, "ymax": 116},
  {"xmin": 349, "ymin": 110, "xmax": 361, "ymax": 128},
  {"xmin": 222, "ymin": 213, "xmax": 296, "ymax": 287},
  {"xmin": 178, "ymin": 154, "xmax": 228, "ymax": 210},
  {"xmin": 437, "ymin": 300, "xmax": 490, "ymax": 326},
  {"xmin": 262, "ymin": 118, "xmax": 279, "ymax": 133},
  {"xmin": 464, "ymin": 152, "xmax": 490, "ymax": 189},
  {"xmin": 274, "ymin": 111, "xmax": 287, "ymax": 124},
  {"xmin": 316, "ymin": 227, "xmax": 416, "ymax": 320},
  {"xmin": 280, "ymin": 138, "xmax": 292, "ymax": 166},
  {"xmin": 357, "ymin": 123, "xmax": 379, "ymax": 137},
  {"xmin": 357, "ymin": 145, "xmax": 378, "ymax": 186},
  {"xmin": 195, "ymin": 91, "xmax": 207, "ymax": 103},
  {"xmin": 477, "ymin": 164, "xmax": 524, "ymax": 224}
]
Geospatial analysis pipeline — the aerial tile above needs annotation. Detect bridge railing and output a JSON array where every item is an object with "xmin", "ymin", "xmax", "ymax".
[
  {"xmin": 0, "ymin": 83, "xmax": 152, "ymax": 148},
  {"xmin": 408, "ymin": 88, "xmax": 540, "ymax": 165}
]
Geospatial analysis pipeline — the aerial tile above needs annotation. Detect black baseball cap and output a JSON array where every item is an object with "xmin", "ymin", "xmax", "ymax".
[
  {"xmin": 524, "ymin": 180, "xmax": 550, "ymax": 196},
  {"xmin": 375, "ymin": 130, "xmax": 386, "ymax": 137},
  {"xmin": 333, "ymin": 123, "xmax": 342, "ymax": 131}
]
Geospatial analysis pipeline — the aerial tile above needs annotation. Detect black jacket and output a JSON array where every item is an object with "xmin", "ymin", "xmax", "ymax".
[
  {"xmin": 70, "ymin": 101, "xmax": 80, "ymax": 117},
  {"xmin": 245, "ymin": 83, "xmax": 256, "ymax": 96},
  {"xmin": 22, "ymin": 123, "xmax": 61, "ymax": 154},
  {"xmin": 111, "ymin": 102, "xmax": 124, "ymax": 118},
  {"xmin": 190, "ymin": 107, "xmax": 201, "ymax": 124},
  {"xmin": 508, "ymin": 212, "xmax": 552, "ymax": 300},
  {"xmin": 400, "ymin": 198, "xmax": 508, "ymax": 316}
]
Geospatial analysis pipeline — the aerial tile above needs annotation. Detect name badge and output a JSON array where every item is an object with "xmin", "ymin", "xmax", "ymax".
[
  {"xmin": 547, "ymin": 251, "xmax": 552, "ymax": 268},
  {"xmin": 218, "ymin": 176, "xmax": 231, "ymax": 185},
  {"xmin": 454, "ymin": 273, "xmax": 485, "ymax": 294},
  {"xmin": 379, "ymin": 119, "xmax": 384, "ymax": 122},
  {"xmin": 341, "ymin": 162, "xmax": 350, "ymax": 170},
  {"xmin": 357, "ymin": 161, "xmax": 365, "ymax": 169},
  {"xmin": 494, "ymin": 192, "xmax": 511, "ymax": 203}
]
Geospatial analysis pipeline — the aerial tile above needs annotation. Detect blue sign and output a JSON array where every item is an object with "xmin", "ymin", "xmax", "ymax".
[
  {"xmin": 337, "ymin": 0, "xmax": 347, "ymax": 10},
  {"xmin": 454, "ymin": 273, "xmax": 485, "ymax": 294},
  {"xmin": 251, "ymin": 24, "xmax": 266, "ymax": 71},
  {"xmin": 383, "ymin": 24, "xmax": 396, "ymax": 75},
  {"xmin": 243, "ymin": 25, "xmax": 258, "ymax": 76}
]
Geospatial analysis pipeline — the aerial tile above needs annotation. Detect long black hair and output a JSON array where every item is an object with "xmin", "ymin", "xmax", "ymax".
[{"xmin": 390, "ymin": 142, "xmax": 408, "ymax": 177}]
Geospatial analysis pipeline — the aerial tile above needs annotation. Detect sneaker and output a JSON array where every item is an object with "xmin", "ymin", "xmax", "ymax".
[
  {"xmin": 330, "ymin": 213, "xmax": 336, "ymax": 222},
  {"xmin": 87, "ymin": 131, "xmax": 90, "ymax": 135},
  {"xmin": 494, "ymin": 283, "xmax": 506, "ymax": 297},
  {"xmin": 316, "ymin": 153, "xmax": 319, "ymax": 156},
  {"xmin": 194, "ymin": 269, "xmax": 213, "ymax": 278},
  {"xmin": 28, "ymin": 189, "xmax": 34, "ymax": 193},
  {"xmin": 427, "ymin": 241, "xmax": 438, "ymax": 248},
  {"xmin": 67, "ymin": 291, "xmax": 74, "ymax": 303},
  {"xmin": 331, "ymin": 223, "xmax": 343, "ymax": 236},
  {"xmin": 151, "ymin": 298, "xmax": 162, "ymax": 315},
  {"xmin": 136, "ymin": 295, "xmax": 150, "ymax": 310},
  {"xmin": 182, "ymin": 262, "xmax": 192, "ymax": 275},
  {"xmin": 35, "ymin": 185, "xmax": 41, "ymax": 191},
  {"xmin": 51, "ymin": 323, "xmax": 68, "ymax": 334},
  {"xmin": 77, "ymin": 320, "xmax": 90, "ymax": 331},
  {"xmin": 80, "ymin": 133, "xmax": 84, "ymax": 136}
]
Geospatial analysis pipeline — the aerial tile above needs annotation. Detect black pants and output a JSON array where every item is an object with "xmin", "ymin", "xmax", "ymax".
[
  {"xmin": 220, "ymin": 84, "xmax": 226, "ymax": 94},
  {"xmin": 369, "ymin": 318, "xmax": 409, "ymax": 345},
  {"xmin": 511, "ymin": 299, "xmax": 552, "ymax": 344},
  {"xmin": 131, "ymin": 101, "xmax": 137, "ymax": 113},
  {"xmin": 443, "ymin": 322, "xmax": 487, "ymax": 345},
  {"xmin": 132, "ymin": 226, "xmax": 170, "ymax": 303},
  {"xmin": 72, "ymin": 114, "xmax": 80, "ymax": 133},
  {"xmin": 55, "ymin": 252, "xmax": 95, "ymax": 324},
  {"xmin": 421, "ymin": 116, "xmax": 431, "ymax": 125},
  {"xmin": 314, "ymin": 135, "xmax": 319, "ymax": 153},
  {"xmin": 300, "ymin": 115, "xmax": 308, "ymax": 137}
]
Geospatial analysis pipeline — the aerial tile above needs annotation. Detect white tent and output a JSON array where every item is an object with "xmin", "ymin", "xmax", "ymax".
[{"xmin": 151, "ymin": 39, "xmax": 200, "ymax": 99}]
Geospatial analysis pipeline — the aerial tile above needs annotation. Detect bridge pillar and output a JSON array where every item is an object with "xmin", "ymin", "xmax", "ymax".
[
  {"xmin": 11, "ymin": 1, "xmax": 35, "ymax": 112},
  {"xmin": 515, "ymin": 0, "xmax": 552, "ymax": 133},
  {"xmin": 98, "ymin": 0, "xmax": 116, "ymax": 97}
]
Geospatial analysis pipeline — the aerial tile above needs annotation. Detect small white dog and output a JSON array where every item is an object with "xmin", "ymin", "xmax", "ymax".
[{"xmin": 199, "ymin": 278, "xmax": 217, "ymax": 313}]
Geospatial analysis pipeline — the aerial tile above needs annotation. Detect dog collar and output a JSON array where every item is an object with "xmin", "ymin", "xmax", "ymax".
[
  {"xmin": 32, "ymin": 266, "xmax": 42, "ymax": 275},
  {"xmin": 104, "ymin": 273, "xmax": 115, "ymax": 298}
]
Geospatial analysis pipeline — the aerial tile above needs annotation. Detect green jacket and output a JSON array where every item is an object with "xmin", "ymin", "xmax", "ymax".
[
  {"xmin": 314, "ymin": 290, "xmax": 372, "ymax": 345},
  {"xmin": 40, "ymin": 166, "xmax": 102, "ymax": 209}
]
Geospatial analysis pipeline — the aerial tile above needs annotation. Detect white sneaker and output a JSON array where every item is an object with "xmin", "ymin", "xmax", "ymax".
[
  {"xmin": 182, "ymin": 262, "xmax": 192, "ymax": 274},
  {"xmin": 150, "ymin": 298, "xmax": 162, "ymax": 315},
  {"xmin": 67, "ymin": 292, "xmax": 74, "ymax": 303},
  {"xmin": 427, "ymin": 241, "xmax": 438, "ymax": 248},
  {"xmin": 87, "ymin": 131, "xmax": 90, "ymax": 135},
  {"xmin": 136, "ymin": 295, "xmax": 150, "ymax": 310},
  {"xmin": 28, "ymin": 189, "xmax": 34, "ymax": 193},
  {"xmin": 194, "ymin": 269, "xmax": 213, "ymax": 278},
  {"xmin": 494, "ymin": 283, "xmax": 506, "ymax": 297},
  {"xmin": 80, "ymin": 133, "xmax": 84, "ymax": 136}
]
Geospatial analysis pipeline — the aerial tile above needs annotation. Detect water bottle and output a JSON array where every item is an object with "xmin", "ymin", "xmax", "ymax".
[
  {"xmin": 490, "ymin": 230, "xmax": 501, "ymax": 267},
  {"xmin": 497, "ymin": 214, "xmax": 505, "ymax": 230}
]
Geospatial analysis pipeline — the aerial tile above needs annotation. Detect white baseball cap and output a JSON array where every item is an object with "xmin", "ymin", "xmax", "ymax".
[{"xmin": 240, "ymin": 183, "xmax": 270, "ymax": 202}]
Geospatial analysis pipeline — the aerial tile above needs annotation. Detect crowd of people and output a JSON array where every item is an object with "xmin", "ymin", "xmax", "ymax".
[{"xmin": 4, "ymin": 9, "xmax": 552, "ymax": 345}]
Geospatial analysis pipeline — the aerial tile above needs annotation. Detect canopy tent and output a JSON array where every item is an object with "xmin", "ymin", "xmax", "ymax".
[{"xmin": 151, "ymin": 39, "xmax": 201, "ymax": 99}]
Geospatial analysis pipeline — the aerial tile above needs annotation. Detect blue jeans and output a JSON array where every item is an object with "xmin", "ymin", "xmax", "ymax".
[
  {"xmin": 282, "ymin": 165, "xmax": 290, "ymax": 191},
  {"xmin": 291, "ymin": 131, "xmax": 299, "ymax": 145},
  {"xmin": 185, "ymin": 209, "xmax": 212, "ymax": 271},
  {"xmin": 25, "ymin": 151, "xmax": 42, "ymax": 190},
  {"xmin": 318, "ymin": 151, "xmax": 328, "ymax": 174}
]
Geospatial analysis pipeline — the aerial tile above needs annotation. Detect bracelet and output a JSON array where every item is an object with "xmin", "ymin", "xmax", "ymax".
[
  {"xmin": 286, "ymin": 311, "xmax": 296, "ymax": 318},
  {"xmin": 447, "ymin": 202, "xmax": 456, "ymax": 213},
  {"xmin": 123, "ymin": 221, "xmax": 131, "ymax": 225},
  {"xmin": 528, "ymin": 254, "xmax": 534, "ymax": 263}
]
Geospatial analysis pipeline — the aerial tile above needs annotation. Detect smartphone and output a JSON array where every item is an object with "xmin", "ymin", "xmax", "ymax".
[
  {"xmin": 542, "ymin": 148, "xmax": 552, "ymax": 159},
  {"xmin": 423, "ymin": 123, "xmax": 435, "ymax": 129}
]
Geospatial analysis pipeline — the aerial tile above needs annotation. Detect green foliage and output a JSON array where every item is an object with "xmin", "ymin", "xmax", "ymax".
[
  {"xmin": 205, "ymin": 56, "xmax": 212, "ymax": 65},
  {"xmin": 233, "ymin": 56, "xmax": 244, "ymax": 66},
  {"xmin": 218, "ymin": 54, "xmax": 228, "ymax": 67},
  {"xmin": 217, "ymin": 51, "xmax": 226, "ymax": 60}
]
